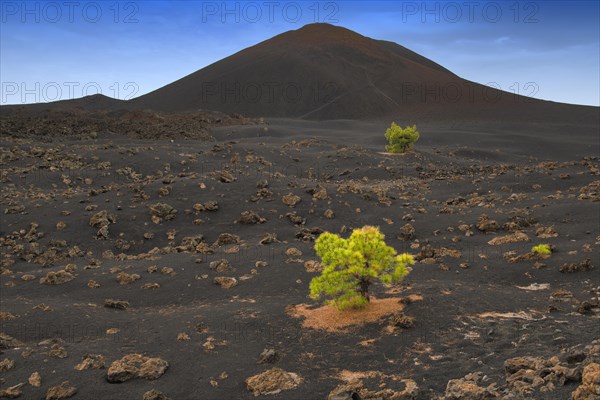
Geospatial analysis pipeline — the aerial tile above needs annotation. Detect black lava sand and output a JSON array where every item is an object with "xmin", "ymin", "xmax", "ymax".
[{"xmin": 1, "ymin": 118, "xmax": 599, "ymax": 399}]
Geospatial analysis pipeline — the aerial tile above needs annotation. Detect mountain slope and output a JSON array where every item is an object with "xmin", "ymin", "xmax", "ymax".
[
  {"xmin": 129, "ymin": 24, "xmax": 456, "ymax": 119},
  {"xmin": 127, "ymin": 23, "xmax": 597, "ymax": 123}
]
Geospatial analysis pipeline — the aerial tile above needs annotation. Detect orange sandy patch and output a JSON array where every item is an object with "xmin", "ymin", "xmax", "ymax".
[
  {"xmin": 336, "ymin": 370, "xmax": 420, "ymax": 398},
  {"xmin": 291, "ymin": 297, "xmax": 415, "ymax": 332}
]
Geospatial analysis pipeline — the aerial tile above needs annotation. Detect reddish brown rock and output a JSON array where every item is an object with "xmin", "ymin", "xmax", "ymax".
[
  {"xmin": 213, "ymin": 233, "xmax": 240, "ymax": 247},
  {"xmin": 560, "ymin": 258, "xmax": 593, "ymax": 273},
  {"xmin": 443, "ymin": 372, "xmax": 499, "ymax": 399},
  {"xmin": 488, "ymin": 231, "xmax": 530, "ymax": 245},
  {"xmin": 104, "ymin": 299, "xmax": 130, "ymax": 310},
  {"xmin": 209, "ymin": 259, "xmax": 232, "ymax": 273},
  {"xmin": 398, "ymin": 223, "xmax": 416, "ymax": 241},
  {"xmin": 214, "ymin": 276, "xmax": 238, "ymax": 289},
  {"xmin": 245, "ymin": 368, "xmax": 303, "ymax": 396},
  {"xmin": 40, "ymin": 270, "xmax": 74, "ymax": 285},
  {"xmin": 0, "ymin": 358, "xmax": 14, "ymax": 372},
  {"xmin": 46, "ymin": 381, "xmax": 77, "ymax": 400},
  {"xmin": 304, "ymin": 260, "xmax": 323, "ymax": 273},
  {"xmin": 0, "ymin": 383, "xmax": 25, "ymax": 398},
  {"xmin": 143, "ymin": 389, "xmax": 171, "ymax": 400},
  {"xmin": 74, "ymin": 354, "xmax": 105, "ymax": 370},
  {"xmin": 282, "ymin": 193, "xmax": 302, "ymax": 207},
  {"xmin": 107, "ymin": 354, "xmax": 169, "ymax": 383},
  {"xmin": 116, "ymin": 272, "xmax": 141, "ymax": 285},
  {"xmin": 572, "ymin": 363, "xmax": 600, "ymax": 400},
  {"xmin": 504, "ymin": 356, "xmax": 580, "ymax": 395},
  {"xmin": 28, "ymin": 372, "xmax": 41, "ymax": 387},
  {"xmin": 149, "ymin": 203, "xmax": 177, "ymax": 223},
  {"xmin": 476, "ymin": 214, "xmax": 499, "ymax": 232},
  {"xmin": 237, "ymin": 211, "xmax": 266, "ymax": 224}
]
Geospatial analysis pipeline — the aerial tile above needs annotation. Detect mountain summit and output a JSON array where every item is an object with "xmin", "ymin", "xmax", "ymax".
[{"xmin": 129, "ymin": 23, "xmax": 595, "ymax": 121}]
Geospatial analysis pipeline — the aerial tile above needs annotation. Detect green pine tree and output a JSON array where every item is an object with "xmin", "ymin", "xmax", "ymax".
[
  {"xmin": 309, "ymin": 226, "xmax": 414, "ymax": 310},
  {"xmin": 385, "ymin": 122, "xmax": 419, "ymax": 153}
]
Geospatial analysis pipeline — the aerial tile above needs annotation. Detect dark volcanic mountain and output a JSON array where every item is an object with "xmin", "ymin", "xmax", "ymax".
[
  {"xmin": 129, "ymin": 23, "xmax": 597, "ymax": 123},
  {"xmin": 3, "ymin": 23, "xmax": 597, "ymax": 124}
]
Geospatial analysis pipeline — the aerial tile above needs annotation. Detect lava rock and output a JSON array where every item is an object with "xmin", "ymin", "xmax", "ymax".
[{"xmin": 107, "ymin": 354, "xmax": 169, "ymax": 383}]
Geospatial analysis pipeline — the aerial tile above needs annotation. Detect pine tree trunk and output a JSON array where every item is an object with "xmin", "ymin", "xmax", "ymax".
[
  {"xmin": 359, "ymin": 278, "xmax": 370, "ymax": 302},
  {"xmin": 358, "ymin": 262, "xmax": 371, "ymax": 302}
]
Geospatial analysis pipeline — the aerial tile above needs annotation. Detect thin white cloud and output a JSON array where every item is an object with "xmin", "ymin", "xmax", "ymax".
[{"xmin": 494, "ymin": 36, "xmax": 512, "ymax": 44}]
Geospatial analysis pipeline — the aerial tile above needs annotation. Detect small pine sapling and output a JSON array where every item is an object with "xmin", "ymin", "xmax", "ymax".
[
  {"xmin": 532, "ymin": 244, "xmax": 552, "ymax": 256},
  {"xmin": 309, "ymin": 226, "xmax": 414, "ymax": 310},
  {"xmin": 385, "ymin": 122, "xmax": 419, "ymax": 153}
]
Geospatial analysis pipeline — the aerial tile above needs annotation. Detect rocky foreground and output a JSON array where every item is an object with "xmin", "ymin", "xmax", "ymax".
[{"xmin": 0, "ymin": 119, "xmax": 599, "ymax": 399}]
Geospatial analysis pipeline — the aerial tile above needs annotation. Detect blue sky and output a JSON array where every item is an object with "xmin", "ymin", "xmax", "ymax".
[{"xmin": 1, "ymin": 1, "xmax": 599, "ymax": 106}]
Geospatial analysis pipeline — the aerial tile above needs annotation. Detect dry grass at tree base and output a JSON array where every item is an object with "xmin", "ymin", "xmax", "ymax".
[{"xmin": 290, "ymin": 295, "xmax": 422, "ymax": 332}]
